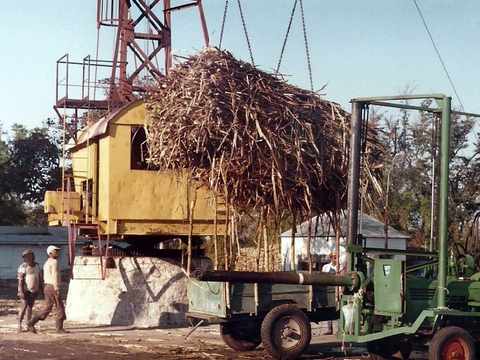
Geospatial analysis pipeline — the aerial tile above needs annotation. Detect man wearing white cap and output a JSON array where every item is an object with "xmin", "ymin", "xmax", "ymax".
[
  {"xmin": 321, "ymin": 252, "xmax": 337, "ymax": 335},
  {"xmin": 27, "ymin": 245, "xmax": 67, "ymax": 333}
]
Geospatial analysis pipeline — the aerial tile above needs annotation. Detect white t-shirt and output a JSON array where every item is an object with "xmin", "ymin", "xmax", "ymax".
[
  {"xmin": 17, "ymin": 262, "xmax": 41, "ymax": 293},
  {"xmin": 322, "ymin": 262, "xmax": 336, "ymax": 273},
  {"xmin": 43, "ymin": 258, "xmax": 60, "ymax": 290}
]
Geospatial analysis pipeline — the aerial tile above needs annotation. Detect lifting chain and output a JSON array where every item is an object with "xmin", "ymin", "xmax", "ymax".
[
  {"xmin": 236, "ymin": 0, "xmax": 255, "ymax": 66},
  {"xmin": 219, "ymin": 0, "xmax": 229, "ymax": 49},
  {"xmin": 276, "ymin": 0, "xmax": 298, "ymax": 74},
  {"xmin": 299, "ymin": 0, "xmax": 314, "ymax": 91}
]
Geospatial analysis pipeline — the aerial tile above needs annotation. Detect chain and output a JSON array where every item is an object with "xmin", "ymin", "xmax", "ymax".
[
  {"xmin": 299, "ymin": 0, "xmax": 314, "ymax": 91},
  {"xmin": 276, "ymin": 0, "xmax": 298, "ymax": 74},
  {"xmin": 219, "ymin": 0, "xmax": 229, "ymax": 49},
  {"xmin": 236, "ymin": 0, "xmax": 255, "ymax": 66}
]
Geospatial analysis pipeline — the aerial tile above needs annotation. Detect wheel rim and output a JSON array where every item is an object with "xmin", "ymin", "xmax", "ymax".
[
  {"xmin": 272, "ymin": 316, "xmax": 302, "ymax": 350},
  {"xmin": 441, "ymin": 337, "xmax": 470, "ymax": 360}
]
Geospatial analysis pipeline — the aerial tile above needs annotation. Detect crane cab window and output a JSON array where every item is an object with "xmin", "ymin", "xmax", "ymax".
[{"xmin": 131, "ymin": 126, "xmax": 157, "ymax": 170}]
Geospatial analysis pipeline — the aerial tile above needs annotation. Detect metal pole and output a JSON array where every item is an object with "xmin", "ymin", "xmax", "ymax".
[
  {"xmin": 164, "ymin": 0, "xmax": 172, "ymax": 74},
  {"xmin": 194, "ymin": 270, "xmax": 359, "ymax": 289},
  {"xmin": 437, "ymin": 96, "xmax": 451, "ymax": 309},
  {"xmin": 429, "ymin": 115, "xmax": 437, "ymax": 252},
  {"xmin": 346, "ymin": 101, "xmax": 363, "ymax": 272}
]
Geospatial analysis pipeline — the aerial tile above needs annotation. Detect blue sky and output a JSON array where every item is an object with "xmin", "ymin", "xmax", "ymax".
[{"xmin": 1, "ymin": 0, "xmax": 479, "ymax": 131}]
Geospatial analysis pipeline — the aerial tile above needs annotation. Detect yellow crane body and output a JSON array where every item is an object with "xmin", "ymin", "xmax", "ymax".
[{"xmin": 45, "ymin": 100, "xmax": 226, "ymax": 237}]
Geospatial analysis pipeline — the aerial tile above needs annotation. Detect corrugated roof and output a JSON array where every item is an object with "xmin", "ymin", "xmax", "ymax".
[
  {"xmin": 0, "ymin": 226, "xmax": 49, "ymax": 235},
  {"xmin": 0, "ymin": 226, "xmax": 83, "ymax": 245},
  {"xmin": 74, "ymin": 99, "xmax": 143, "ymax": 147},
  {"xmin": 281, "ymin": 213, "xmax": 409, "ymax": 240}
]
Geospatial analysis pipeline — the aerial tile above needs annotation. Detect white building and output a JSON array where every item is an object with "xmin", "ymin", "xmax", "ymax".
[
  {"xmin": 280, "ymin": 213, "xmax": 410, "ymax": 271},
  {"xmin": 0, "ymin": 226, "xmax": 81, "ymax": 279}
]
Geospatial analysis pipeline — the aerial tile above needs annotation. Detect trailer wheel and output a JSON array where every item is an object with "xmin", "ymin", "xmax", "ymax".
[
  {"xmin": 367, "ymin": 339, "xmax": 399, "ymax": 359},
  {"xmin": 367, "ymin": 336, "xmax": 412, "ymax": 359},
  {"xmin": 220, "ymin": 321, "xmax": 261, "ymax": 351},
  {"xmin": 261, "ymin": 304, "xmax": 311, "ymax": 360},
  {"xmin": 429, "ymin": 326, "xmax": 476, "ymax": 360}
]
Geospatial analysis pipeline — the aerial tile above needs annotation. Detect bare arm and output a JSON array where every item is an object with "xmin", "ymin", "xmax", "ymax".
[
  {"xmin": 17, "ymin": 272, "xmax": 25, "ymax": 299},
  {"xmin": 51, "ymin": 260, "xmax": 60, "ymax": 292}
]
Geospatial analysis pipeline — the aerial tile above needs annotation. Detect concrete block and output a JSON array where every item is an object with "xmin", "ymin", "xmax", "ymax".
[{"xmin": 66, "ymin": 256, "xmax": 192, "ymax": 328}]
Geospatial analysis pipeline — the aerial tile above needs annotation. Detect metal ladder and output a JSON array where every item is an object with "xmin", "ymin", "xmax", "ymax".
[{"xmin": 62, "ymin": 172, "xmax": 108, "ymax": 280}]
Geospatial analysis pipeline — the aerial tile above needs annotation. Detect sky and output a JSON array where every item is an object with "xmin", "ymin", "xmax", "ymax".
[{"xmin": 1, "ymin": 0, "xmax": 480, "ymax": 132}]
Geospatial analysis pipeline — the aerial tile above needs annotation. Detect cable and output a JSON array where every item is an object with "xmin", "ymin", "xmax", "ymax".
[
  {"xmin": 276, "ymin": 0, "xmax": 298, "ymax": 74},
  {"xmin": 412, "ymin": 0, "xmax": 464, "ymax": 110},
  {"xmin": 236, "ymin": 0, "xmax": 255, "ymax": 66},
  {"xmin": 219, "ymin": 0, "xmax": 229, "ymax": 49},
  {"xmin": 299, "ymin": 0, "xmax": 314, "ymax": 91}
]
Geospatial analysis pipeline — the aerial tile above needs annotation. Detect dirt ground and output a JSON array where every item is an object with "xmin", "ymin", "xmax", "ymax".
[{"xmin": 0, "ymin": 299, "xmax": 426, "ymax": 360}]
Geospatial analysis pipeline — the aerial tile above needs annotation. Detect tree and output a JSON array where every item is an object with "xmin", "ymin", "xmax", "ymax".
[
  {"xmin": 0, "ymin": 119, "xmax": 61, "ymax": 225},
  {"xmin": 372, "ymin": 101, "xmax": 480, "ymax": 250}
]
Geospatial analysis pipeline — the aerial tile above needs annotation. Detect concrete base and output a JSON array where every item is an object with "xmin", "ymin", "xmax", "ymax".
[{"xmin": 66, "ymin": 256, "xmax": 199, "ymax": 328}]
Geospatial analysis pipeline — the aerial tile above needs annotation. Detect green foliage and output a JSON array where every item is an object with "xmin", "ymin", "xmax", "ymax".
[
  {"xmin": 372, "ymin": 101, "xmax": 480, "ymax": 249},
  {"xmin": 0, "ymin": 120, "xmax": 61, "ymax": 225},
  {"xmin": 0, "ymin": 196, "xmax": 26, "ymax": 225}
]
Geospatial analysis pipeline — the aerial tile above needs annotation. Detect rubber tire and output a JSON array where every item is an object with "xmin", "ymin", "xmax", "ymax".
[
  {"xmin": 429, "ymin": 326, "xmax": 476, "ymax": 360},
  {"xmin": 367, "ymin": 339, "xmax": 399, "ymax": 359},
  {"xmin": 220, "ymin": 321, "xmax": 261, "ymax": 352},
  {"xmin": 368, "ymin": 355, "xmax": 387, "ymax": 360},
  {"xmin": 399, "ymin": 341, "xmax": 412, "ymax": 360},
  {"xmin": 260, "ymin": 304, "xmax": 311, "ymax": 360}
]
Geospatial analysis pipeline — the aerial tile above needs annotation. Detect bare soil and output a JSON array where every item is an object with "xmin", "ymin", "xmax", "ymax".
[{"xmin": 0, "ymin": 299, "xmax": 425, "ymax": 360}]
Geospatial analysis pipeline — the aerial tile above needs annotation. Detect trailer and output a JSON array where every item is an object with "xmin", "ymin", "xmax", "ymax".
[{"xmin": 187, "ymin": 277, "xmax": 339, "ymax": 358}]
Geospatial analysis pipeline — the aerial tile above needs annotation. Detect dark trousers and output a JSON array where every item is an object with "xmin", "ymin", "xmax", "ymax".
[
  {"xmin": 29, "ymin": 285, "xmax": 66, "ymax": 329},
  {"xmin": 19, "ymin": 291, "xmax": 37, "ymax": 325}
]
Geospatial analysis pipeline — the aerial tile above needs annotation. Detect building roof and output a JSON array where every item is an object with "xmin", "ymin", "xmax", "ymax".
[
  {"xmin": 0, "ymin": 226, "xmax": 78, "ymax": 245},
  {"xmin": 281, "ymin": 213, "xmax": 409, "ymax": 240},
  {"xmin": 74, "ymin": 99, "xmax": 143, "ymax": 148}
]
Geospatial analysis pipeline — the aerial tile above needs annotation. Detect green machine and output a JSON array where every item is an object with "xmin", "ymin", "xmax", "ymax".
[
  {"xmin": 337, "ymin": 95, "xmax": 480, "ymax": 360},
  {"xmin": 187, "ymin": 95, "xmax": 480, "ymax": 360}
]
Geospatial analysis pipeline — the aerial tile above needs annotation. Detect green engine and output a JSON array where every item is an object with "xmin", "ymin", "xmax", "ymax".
[{"xmin": 339, "ymin": 257, "xmax": 480, "ymax": 339}]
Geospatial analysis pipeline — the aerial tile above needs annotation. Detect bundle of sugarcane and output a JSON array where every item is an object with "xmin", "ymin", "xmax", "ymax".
[{"xmin": 146, "ymin": 48, "xmax": 381, "ymax": 223}]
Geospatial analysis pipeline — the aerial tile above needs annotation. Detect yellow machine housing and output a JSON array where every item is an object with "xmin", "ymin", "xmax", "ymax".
[{"xmin": 45, "ymin": 100, "xmax": 226, "ymax": 238}]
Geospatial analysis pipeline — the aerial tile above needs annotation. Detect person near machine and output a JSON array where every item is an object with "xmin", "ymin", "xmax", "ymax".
[
  {"xmin": 17, "ymin": 249, "xmax": 42, "ymax": 333},
  {"xmin": 321, "ymin": 252, "xmax": 337, "ymax": 335},
  {"xmin": 27, "ymin": 245, "xmax": 67, "ymax": 333}
]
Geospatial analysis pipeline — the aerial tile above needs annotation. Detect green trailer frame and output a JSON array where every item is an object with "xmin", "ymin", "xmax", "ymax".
[{"xmin": 187, "ymin": 279, "xmax": 338, "ymax": 322}]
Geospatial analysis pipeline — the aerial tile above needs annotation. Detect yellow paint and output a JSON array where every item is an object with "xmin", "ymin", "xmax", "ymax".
[
  {"xmin": 44, "ymin": 191, "xmax": 81, "ymax": 225},
  {"xmin": 46, "ymin": 100, "xmax": 225, "ymax": 236}
]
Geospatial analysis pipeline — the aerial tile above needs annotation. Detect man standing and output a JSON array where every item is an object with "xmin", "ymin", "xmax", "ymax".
[
  {"xmin": 27, "ymin": 245, "xmax": 67, "ymax": 333},
  {"xmin": 321, "ymin": 252, "xmax": 337, "ymax": 335},
  {"xmin": 17, "ymin": 249, "xmax": 42, "ymax": 333}
]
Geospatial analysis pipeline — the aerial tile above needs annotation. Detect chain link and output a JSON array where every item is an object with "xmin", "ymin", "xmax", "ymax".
[
  {"xmin": 236, "ymin": 0, "xmax": 255, "ymax": 66},
  {"xmin": 299, "ymin": 0, "xmax": 314, "ymax": 91},
  {"xmin": 219, "ymin": 0, "xmax": 229, "ymax": 49},
  {"xmin": 276, "ymin": 0, "xmax": 298, "ymax": 74}
]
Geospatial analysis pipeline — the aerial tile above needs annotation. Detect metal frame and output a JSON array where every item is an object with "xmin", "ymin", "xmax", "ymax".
[
  {"xmin": 346, "ymin": 94, "xmax": 480, "ymax": 310},
  {"xmin": 102, "ymin": 0, "xmax": 209, "ymax": 105}
]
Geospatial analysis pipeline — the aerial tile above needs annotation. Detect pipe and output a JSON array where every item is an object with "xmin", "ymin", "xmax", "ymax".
[
  {"xmin": 193, "ymin": 270, "xmax": 360, "ymax": 290},
  {"xmin": 437, "ymin": 96, "xmax": 451, "ymax": 309},
  {"xmin": 346, "ymin": 101, "xmax": 364, "ymax": 272}
]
